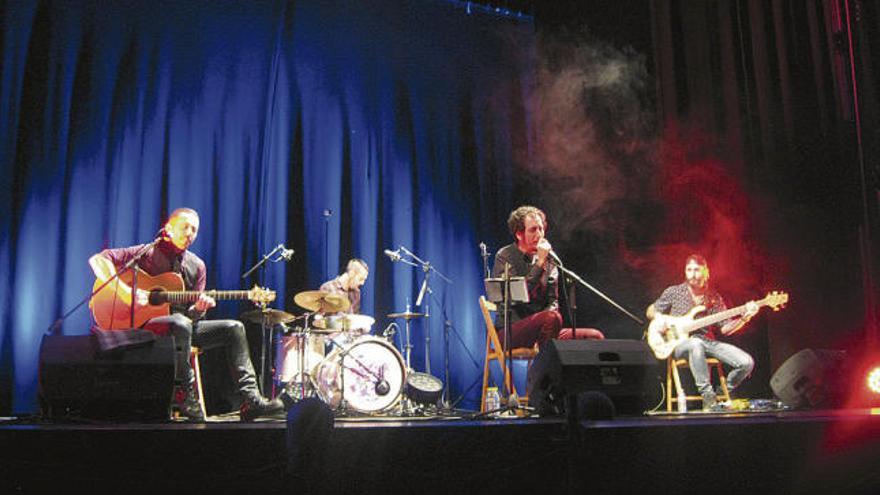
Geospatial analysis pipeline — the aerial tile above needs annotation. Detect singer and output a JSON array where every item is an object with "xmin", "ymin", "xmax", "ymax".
[
  {"xmin": 88, "ymin": 207, "xmax": 286, "ymax": 422},
  {"xmin": 491, "ymin": 205, "xmax": 563, "ymax": 349}
]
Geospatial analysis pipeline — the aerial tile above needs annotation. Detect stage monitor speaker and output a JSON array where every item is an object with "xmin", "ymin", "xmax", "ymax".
[
  {"xmin": 770, "ymin": 348, "xmax": 847, "ymax": 409},
  {"xmin": 526, "ymin": 339, "xmax": 661, "ymax": 418},
  {"xmin": 39, "ymin": 334, "xmax": 176, "ymax": 420}
]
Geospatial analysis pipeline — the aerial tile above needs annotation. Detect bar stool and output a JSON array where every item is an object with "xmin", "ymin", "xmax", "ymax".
[{"xmin": 666, "ymin": 357, "xmax": 731, "ymax": 411}]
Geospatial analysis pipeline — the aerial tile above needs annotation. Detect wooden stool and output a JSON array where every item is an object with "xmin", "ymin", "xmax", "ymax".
[
  {"xmin": 173, "ymin": 347, "xmax": 207, "ymax": 419},
  {"xmin": 479, "ymin": 296, "xmax": 538, "ymax": 412},
  {"xmin": 666, "ymin": 357, "xmax": 731, "ymax": 411},
  {"xmin": 190, "ymin": 346, "xmax": 207, "ymax": 417}
]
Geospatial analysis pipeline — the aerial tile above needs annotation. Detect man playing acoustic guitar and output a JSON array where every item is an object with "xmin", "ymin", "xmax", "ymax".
[
  {"xmin": 647, "ymin": 254, "xmax": 759, "ymax": 411},
  {"xmin": 89, "ymin": 207, "xmax": 286, "ymax": 421}
]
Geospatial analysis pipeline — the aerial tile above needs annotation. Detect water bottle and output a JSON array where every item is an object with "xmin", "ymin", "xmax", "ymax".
[
  {"xmin": 486, "ymin": 386, "xmax": 500, "ymax": 412},
  {"xmin": 677, "ymin": 389, "xmax": 687, "ymax": 413}
]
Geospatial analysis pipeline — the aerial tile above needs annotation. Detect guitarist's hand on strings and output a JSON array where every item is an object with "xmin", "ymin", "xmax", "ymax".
[
  {"xmin": 742, "ymin": 301, "xmax": 760, "ymax": 322},
  {"xmin": 192, "ymin": 293, "xmax": 216, "ymax": 313}
]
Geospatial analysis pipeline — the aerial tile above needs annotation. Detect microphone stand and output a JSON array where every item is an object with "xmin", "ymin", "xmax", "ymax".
[
  {"xmin": 554, "ymin": 261, "xmax": 644, "ymax": 326},
  {"xmin": 400, "ymin": 246, "xmax": 451, "ymax": 375},
  {"xmin": 553, "ymin": 257, "xmax": 578, "ymax": 334},
  {"xmin": 502, "ymin": 262, "xmax": 514, "ymax": 410},
  {"xmin": 240, "ymin": 243, "xmax": 290, "ymax": 396},
  {"xmin": 47, "ymin": 234, "xmax": 163, "ymax": 336},
  {"xmin": 241, "ymin": 244, "xmax": 284, "ymax": 280}
]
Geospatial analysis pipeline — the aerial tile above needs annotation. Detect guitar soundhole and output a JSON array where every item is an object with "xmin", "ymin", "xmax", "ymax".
[{"xmin": 148, "ymin": 290, "xmax": 167, "ymax": 305}]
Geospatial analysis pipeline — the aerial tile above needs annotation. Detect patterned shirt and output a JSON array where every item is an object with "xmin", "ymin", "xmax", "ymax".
[
  {"xmin": 652, "ymin": 282, "xmax": 733, "ymax": 339},
  {"xmin": 320, "ymin": 276, "xmax": 361, "ymax": 314}
]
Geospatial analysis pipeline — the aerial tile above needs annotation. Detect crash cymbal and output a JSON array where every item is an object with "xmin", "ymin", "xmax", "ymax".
[
  {"xmin": 240, "ymin": 308, "xmax": 297, "ymax": 326},
  {"xmin": 386, "ymin": 311, "xmax": 425, "ymax": 320},
  {"xmin": 293, "ymin": 290, "xmax": 351, "ymax": 313}
]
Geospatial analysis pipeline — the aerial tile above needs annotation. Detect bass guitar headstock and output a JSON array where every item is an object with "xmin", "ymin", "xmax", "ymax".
[{"xmin": 762, "ymin": 291, "xmax": 789, "ymax": 311}]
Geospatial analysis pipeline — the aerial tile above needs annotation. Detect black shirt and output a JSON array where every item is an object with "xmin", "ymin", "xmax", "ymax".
[
  {"xmin": 100, "ymin": 239, "xmax": 207, "ymax": 316},
  {"xmin": 491, "ymin": 242, "xmax": 559, "ymax": 328}
]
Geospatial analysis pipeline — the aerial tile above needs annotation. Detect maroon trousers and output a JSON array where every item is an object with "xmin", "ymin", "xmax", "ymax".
[{"xmin": 498, "ymin": 309, "xmax": 563, "ymax": 349}]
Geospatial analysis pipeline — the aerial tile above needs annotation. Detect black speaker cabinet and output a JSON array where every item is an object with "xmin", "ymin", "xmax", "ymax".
[
  {"xmin": 526, "ymin": 339, "xmax": 661, "ymax": 417},
  {"xmin": 39, "ymin": 334, "xmax": 176, "ymax": 420},
  {"xmin": 770, "ymin": 348, "xmax": 847, "ymax": 408}
]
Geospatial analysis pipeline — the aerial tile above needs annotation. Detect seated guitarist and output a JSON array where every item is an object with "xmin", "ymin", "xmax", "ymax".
[
  {"xmin": 647, "ymin": 254, "xmax": 758, "ymax": 410},
  {"xmin": 89, "ymin": 207, "xmax": 286, "ymax": 422}
]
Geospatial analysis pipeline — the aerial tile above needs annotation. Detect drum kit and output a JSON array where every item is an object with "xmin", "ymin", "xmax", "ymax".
[{"xmin": 248, "ymin": 289, "xmax": 443, "ymax": 416}]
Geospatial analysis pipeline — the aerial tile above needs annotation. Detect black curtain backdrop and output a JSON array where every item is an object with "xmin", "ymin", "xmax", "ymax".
[
  {"xmin": 0, "ymin": 0, "xmax": 534, "ymax": 414},
  {"xmin": 531, "ymin": 0, "xmax": 879, "ymax": 400}
]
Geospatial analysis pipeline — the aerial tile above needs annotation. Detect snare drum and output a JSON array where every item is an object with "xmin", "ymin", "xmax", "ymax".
[
  {"xmin": 313, "ymin": 336, "xmax": 406, "ymax": 414},
  {"xmin": 274, "ymin": 332, "xmax": 325, "ymax": 386},
  {"xmin": 323, "ymin": 313, "xmax": 376, "ymax": 348}
]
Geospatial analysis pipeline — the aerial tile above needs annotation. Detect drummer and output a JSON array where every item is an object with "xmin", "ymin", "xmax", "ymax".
[{"xmin": 319, "ymin": 258, "xmax": 369, "ymax": 315}]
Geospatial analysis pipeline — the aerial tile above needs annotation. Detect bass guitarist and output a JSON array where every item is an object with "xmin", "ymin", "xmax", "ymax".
[
  {"xmin": 646, "ymin": 254, "xmax": 759, "ymax": 410},
  {"xmin": 89, "ymin": 207, "xmax": 286, "ymax": 421}
]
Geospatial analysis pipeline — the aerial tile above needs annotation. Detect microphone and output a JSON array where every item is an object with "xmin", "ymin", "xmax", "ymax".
[
  {"xmin": 280, "ymin": 246, "xmax": 295, "ymax": 261},
  {"xmin": 384, "ymin": 248, "xmax": 401, "ymax": 262},
  {"xmin": 375, "ymin": 379, "xmax": 390, "ymax": 396},
  {"xmin": 549, "ymin": 250, "xmax": 563, "ymax": 266}
]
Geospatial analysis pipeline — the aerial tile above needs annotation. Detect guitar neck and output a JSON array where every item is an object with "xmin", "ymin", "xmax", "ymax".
[
  {"xmin": 683, "ymin": 297, "xmax": 768, "ymax": 334},
  {"xmin": 162, "ymin": 290, "xmax": 253, "ymax": 304}
]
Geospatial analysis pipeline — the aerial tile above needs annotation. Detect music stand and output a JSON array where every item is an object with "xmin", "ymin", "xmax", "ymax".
[{"xmin": 484, "ymin": 273, "xmax": 529, "ymax": 406}]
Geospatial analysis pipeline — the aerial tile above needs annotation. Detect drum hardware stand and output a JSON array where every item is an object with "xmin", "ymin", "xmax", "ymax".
[
  {"xmin": 240, "ymin": 243, "xmax": 294, "ymax": 396},
  {"xmin": 282, "ymin": 313, "xmax": 317, "ymax": 402},
  {"xmin": 397, "ymin": 246, "xmax": 450, "ymax": 408}
]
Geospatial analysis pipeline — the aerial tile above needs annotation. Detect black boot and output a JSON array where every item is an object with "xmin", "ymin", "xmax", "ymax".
[
  {"xmin": 175, "ymin": 384, "xmax": 205, "ymax": 422},
  {"xmin": 228, "ymin": 332, "xmax": 287, "ymax": 421},
  {"xmin": 240, "ymin": 393, "xmax": 285, "ymax": 422}
]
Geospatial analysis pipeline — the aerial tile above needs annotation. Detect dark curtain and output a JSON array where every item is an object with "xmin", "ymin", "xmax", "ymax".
[
  {"xmin": 649, "ymin": 0, "xmax": 880, "ymax": 381},
  {"xmin": 0, "ymin": 0, "xmax": 534, "ymax": 414}
]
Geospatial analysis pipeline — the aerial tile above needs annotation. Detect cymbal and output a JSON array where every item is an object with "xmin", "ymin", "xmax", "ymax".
[
  {"xmin": 387, "ymin": 311, "xmax": 425, "ymax": 320},
  {"xmin": 293, "ymin": 290, "xmax": 351, "ymax": 313},
  {"xmin": 240, "ymin": 308, "xmax": 297, "ymax": 326}
]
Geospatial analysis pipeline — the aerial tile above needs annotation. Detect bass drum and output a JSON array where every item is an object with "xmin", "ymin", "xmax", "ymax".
[{"xmin": 314, "ymin": 336, "xmax": 405, "ymax": 414}]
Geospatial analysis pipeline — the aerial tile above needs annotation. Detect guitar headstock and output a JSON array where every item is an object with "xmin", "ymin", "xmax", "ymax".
[
  {"xmin": 249, "ymin": 286, "xmax": 277, "ymax": 305},
  {"xmin": 763, "ymin": 291, "xmax": 789, "ymax": 311}
]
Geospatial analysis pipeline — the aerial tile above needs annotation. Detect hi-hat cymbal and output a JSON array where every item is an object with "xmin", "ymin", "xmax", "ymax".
[
  {"xmin": 240, "ymin": 308, "xmax": 297, "ymax": 326},
  {"xmin": 386, "ymin": 311, "xmax": 425, "ymax": 320},
  {"xmin": 293, "ymin": 290, "xmax": 351, "ymax": 313}
]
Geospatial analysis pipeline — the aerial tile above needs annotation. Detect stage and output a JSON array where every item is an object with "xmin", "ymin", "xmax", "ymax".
[{"xmin": 2, "ymin": 405, "xmax": 880, "ymax": 494}]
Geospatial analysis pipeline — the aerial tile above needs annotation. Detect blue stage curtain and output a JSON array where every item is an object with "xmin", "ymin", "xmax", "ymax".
[{"xmin": 0, "ymin": 0, "xmax": 533, "ymax": 413}]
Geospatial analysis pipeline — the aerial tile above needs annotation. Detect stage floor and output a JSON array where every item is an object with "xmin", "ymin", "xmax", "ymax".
[{"xmin": 2, "ymin": 405, "xmax": 880, "ymax": 494}]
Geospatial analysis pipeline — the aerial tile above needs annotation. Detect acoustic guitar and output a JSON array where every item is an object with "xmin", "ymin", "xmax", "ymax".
[
  {"xmin": 645, "ymin": 291, "xmax": 788, "ymax": 359},
  {"xmin": 90, "ymin": 267, "xmax": 275, "ymax": 330}
]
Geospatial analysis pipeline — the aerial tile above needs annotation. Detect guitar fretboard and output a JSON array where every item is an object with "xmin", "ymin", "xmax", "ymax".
[
  {"xmin": 159, "ymin": 290, "xmax": 255, "ymax": 304},
  {"xmin": 680, "ymin": 296, "xmax": 770, "ymax": 333}
]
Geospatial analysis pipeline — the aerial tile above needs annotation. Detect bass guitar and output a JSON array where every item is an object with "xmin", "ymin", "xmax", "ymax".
[
  {"xmin": 645, "ymin": 291, "xmax": 788, "ymax": 359},
  {"xmin": 90, "ymin": 268, "xmax": 276, "ymax": 330}
]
